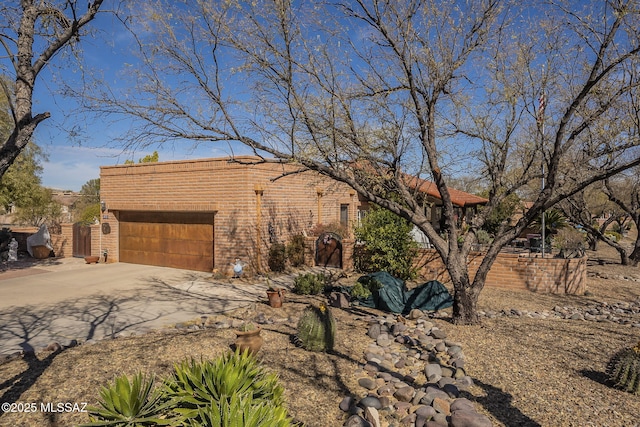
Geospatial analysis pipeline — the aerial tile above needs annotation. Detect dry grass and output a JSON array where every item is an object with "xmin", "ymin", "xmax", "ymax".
[{"xmin": 1, "ymin": 243, "xmax": 640, "ymax": 427}]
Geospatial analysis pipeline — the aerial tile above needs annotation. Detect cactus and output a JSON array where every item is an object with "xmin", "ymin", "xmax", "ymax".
[
  {"xmin": 296, "ymin": 303, "xmax": 336, "ymax": 352},
  {"xmin": 606, "ymin": 341, "xmax": 640, "ymax": 395}
]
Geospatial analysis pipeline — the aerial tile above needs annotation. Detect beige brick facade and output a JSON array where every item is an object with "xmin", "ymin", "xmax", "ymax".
[
  {"xmin": 99, "ymin": 157, "xmax": 360, "ymax": 274},
  {"xmin": 414, "ymin": 248, "xmax": 586, "ymax": 294}
]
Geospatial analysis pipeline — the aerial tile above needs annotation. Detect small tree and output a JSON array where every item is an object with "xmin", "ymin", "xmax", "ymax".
[{"xmin": 354, "ymin": 205, "xmax": 418, "ymax": 280}]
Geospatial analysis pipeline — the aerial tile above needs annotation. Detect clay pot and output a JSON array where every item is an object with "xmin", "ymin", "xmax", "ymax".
[
  {"xmin": 266, "ymin": 289, "xmax": 285, "ymax": 308},
  {"xmin": 84, "ymin": 256, "xmax": 100, "ymax": 264},
  {"xmin": 234, "ymin": 327, "xmax": 263, "ymax": 354}
]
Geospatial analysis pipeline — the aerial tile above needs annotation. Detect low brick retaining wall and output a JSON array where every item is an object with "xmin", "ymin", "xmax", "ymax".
[
  {"xmin": 322, "ymin": 238, "xmax": 585, "ymax": 294},
  {"xmin": 415, "ymin": 249, "xmax": 585, "ymax": 294}
]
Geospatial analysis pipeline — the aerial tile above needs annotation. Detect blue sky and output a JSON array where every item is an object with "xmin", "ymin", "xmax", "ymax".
[{"xmin": 27, "ymin": 3, "xmax": 247, "ymax": 192}]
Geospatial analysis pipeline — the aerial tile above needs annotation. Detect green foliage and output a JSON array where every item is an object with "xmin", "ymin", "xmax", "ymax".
[
  {"xmin": 532, "ymin": 209, "xmax": 568, "ymax": 239},
  {"xmin": 348, "ymin": 278, "xmax": 382, "ymax": 299},
  {"xmin": 607, "ymin": 342, "xmax": 640, "ymax": 395},
  {"xmin": 285, "ymin": 234, "xmax": 306, "ymax": 267},
  {"xmin": 480, "ymin": 192, "xmax": 521, "ymax": 235},
  {"xmin": 186, "ymin": 393, "xmax": 290, "ymax": 427},
  {"xmin": 80, "ymin": 178, "xmax": 101, "ymax": 204},
  {"xmin": 268, "ymin": 242, "xmax": 286, "ymax": 272},
  {"xmin": 605, "ymin": 231, "xmax": 622, "ymax": 242},
  {"xmin": 292, "ymin": 272, "xmax": 327, "ymax": 295},
  {"xmin": 0, "ymin": 143, "xmax": 45, "ymax": 211},
  {"xmin": 475, "ymin": 229, "xmax": 492, "ymax": 245},
  {"xmin": 296, "ymin": 303, "xmax": 336, "ymax": 352},
  {"xmin": 77, "ymin": 203, "xmax": 101, "ymax": 225},
  {"xmin": 82, "ymin": 373, "xmax": 171, "ymax": 426},
  {"xmin": 353, "ymin": 205, "xmax": 417, "ymax": 280},
  {"xmin": 349, "ymin": 282, "xmax": 371, "ymax": 299},
  {"xmin": 124, "ymin": 151, "xmax": 159, "ymax": 165},
  {"xmin": 84, "ymin": 351, "xmax": 291, "ymax": 427},
  {"xmin": 72, "ymin": 178, "xmax": 101, "ymax": 223},
  {"xmin": 14, "ymin": 186, "xmax": 62, "ymax": 227}
]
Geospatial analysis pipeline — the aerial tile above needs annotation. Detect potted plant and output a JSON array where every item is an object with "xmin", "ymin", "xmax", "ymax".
[
  {"xmin": 265, "ymin": 276, "xmax": 285, "ymax": 308},
  {"xmin": 234, "ymin": 322, "xmax": 263, "ymax": 354}
]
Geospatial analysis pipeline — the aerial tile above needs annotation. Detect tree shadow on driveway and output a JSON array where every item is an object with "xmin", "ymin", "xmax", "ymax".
[{"xmin": 0, "ymin": 272, "xmax": 268, "ymax": 409}]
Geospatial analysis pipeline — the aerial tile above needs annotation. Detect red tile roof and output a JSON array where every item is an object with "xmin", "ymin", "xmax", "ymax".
[{"xmin": 405, "ymin": 176, "xmax": 488, "ymax": 207}]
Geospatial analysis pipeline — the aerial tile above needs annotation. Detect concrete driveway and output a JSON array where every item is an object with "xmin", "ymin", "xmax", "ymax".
[{"xmin": 0, "ymin": 258, "xmax": 272, "ymax": 355}]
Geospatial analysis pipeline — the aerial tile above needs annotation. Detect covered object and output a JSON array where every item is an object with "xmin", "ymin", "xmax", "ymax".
[{"xmin": 355, "ymin": 271, "xmax": 453, "ymax": 314}]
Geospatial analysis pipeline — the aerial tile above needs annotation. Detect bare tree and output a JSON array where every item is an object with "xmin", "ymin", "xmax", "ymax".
[
  {"xmin": 82, "ymin": 0, "xmax": 640, "ymax": 324},
  {"xmin": 0, "ymin": 0, "xmax": 104, "ymax": 178},
  {"xmin": 602, "ymin": 174, "xmax": 640, "ymax": 265}
]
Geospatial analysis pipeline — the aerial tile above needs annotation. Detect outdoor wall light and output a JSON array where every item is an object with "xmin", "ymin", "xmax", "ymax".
[{"xmin": 100, "ymin": 201, "xmax": 107, "ymax": 212}]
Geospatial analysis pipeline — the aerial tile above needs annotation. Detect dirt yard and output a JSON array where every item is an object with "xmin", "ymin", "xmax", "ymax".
[{"xmin": 1, "ymin": 243, "xmax": 640, "ymax": 427}]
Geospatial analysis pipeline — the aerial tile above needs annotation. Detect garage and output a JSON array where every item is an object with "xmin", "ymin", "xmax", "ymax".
[{"xmin": 118, "ymin": 211, "xmax": 214, "ymax": 272}]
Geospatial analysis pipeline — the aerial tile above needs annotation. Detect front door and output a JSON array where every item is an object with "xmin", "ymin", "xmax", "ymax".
[
  {"xmin": 72, "ymin": 223, "xmax": 91, "ymax": 257},
  {"xmin": 315, "ymin": 232, "xmax": 342, "ymax": 268}
]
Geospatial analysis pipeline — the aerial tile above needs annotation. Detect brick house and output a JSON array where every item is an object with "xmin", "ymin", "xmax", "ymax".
[
  {"xmin": 97, "ymin": 156, "xmax": 488, "ymax": 274},
  {"xmin": 99, "ymin": 156, "xmax": 361, "ymax": 274}
]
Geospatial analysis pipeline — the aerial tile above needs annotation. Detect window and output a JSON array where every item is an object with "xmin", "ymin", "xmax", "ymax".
[{"xmin": 340, "ymin": 204, "xmax": 349, "ymax": 227}]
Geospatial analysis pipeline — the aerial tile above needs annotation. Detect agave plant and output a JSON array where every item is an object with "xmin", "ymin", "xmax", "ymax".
[
  {"xmin": 186, "ymin": 394, "xmax": 291, "ymax": 427},
  {"xmin": 164, "ymin": 349, "xmax": 286, "ymax": 424},
  {"xmin": 80, "ymin": 373, "xmax": 171, "ymax": 426}
]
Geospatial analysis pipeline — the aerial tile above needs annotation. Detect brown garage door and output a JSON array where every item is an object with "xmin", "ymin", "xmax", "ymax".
[{"xmin": 119, "ymin": 211, "xmax": 214, "ymax": 272}]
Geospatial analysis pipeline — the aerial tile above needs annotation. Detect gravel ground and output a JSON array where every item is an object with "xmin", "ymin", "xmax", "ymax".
[{"xmin": 1, "ymin": 244, "xmax": 640, "ymax": 427}]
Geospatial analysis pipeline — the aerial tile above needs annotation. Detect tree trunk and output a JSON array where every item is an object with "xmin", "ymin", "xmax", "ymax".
[
  {"xmin": 446, "ymin": 251, "xmax": 482, "ymax": 325},
  {"xmin": 629, "ymin": 244, "xmax": 640, "ymax": 267},
  {"xmin": 617, "ymin": 247, "xmax": 629, "ymax": 266},
  {"xmin": 451, "ymin": 285, "xmax": 480, "ymax": 325}
]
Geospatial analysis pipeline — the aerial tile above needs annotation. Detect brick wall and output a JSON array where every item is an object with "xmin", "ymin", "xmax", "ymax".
[
  {"xmin": 100, "ymin": 157, "xmax": 359, "ymax": 274},
  {"xmin": 415, "ymin": 249, "xmax": 586, "ymax": 294},
  {"xmin": 52, "ymin": 223, "xmax": 73, "ymax": 257},
  {"xmin": 332, "ymin": 240, "xmax": 585, "ymax": 294}
]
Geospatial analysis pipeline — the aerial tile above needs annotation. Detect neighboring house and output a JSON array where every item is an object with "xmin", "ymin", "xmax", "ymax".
[{"xmin": 98, "ymin": 156, "xmax": 487, "ymax": 273}]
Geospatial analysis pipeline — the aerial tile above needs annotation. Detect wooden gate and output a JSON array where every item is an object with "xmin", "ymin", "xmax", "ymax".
[
  {"xmin": 72, "ymin": 223, "xmax": 91, "ymax": 257},
  {"xmin": 315, "ymin": 232, "xmax": 342, "ymax": 268}
]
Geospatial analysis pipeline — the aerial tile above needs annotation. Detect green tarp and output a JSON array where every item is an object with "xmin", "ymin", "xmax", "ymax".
[{"xmin": 354, "ymin": 271, "xmax": 453, "ymax": 314}]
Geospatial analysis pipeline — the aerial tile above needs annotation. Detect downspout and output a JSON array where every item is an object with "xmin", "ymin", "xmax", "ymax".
[
  {"xmin": 316, "ymin": 188, "xmax": 323, "ymax": 225},
  {"xmin": 254, "ymin": 184, "xmax": 264, "ymax": 273}
]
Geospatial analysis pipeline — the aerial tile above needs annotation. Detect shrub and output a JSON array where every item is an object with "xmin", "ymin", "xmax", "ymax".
[
  {"xmin": 353, "ymin": 205, "xmax": 418, "ymax": 280},
  {"xmin": 292, "ymin": 272, "xmax": 327, "ymax": 295},
  {"xmin": 286, "ymin": 234, "xmax": 306, "ymax": 267},
  {"xmin": 475, "ymin": 229, "xmax": 492, "ymax": 245},
  {"xmin": 296, "ymin": 303, "xmax": 336, "ymax": 352},
  {"xmin": 268, "ymin": 242, "xmax": 286, "ymax": 272},
  {"xmin": 82, "ymin": 373, "xmax": 169, "ymax": 426},
  {"xmin": 348, "ymin": 278, "xmax": 383, "ymax": 300},
  {"xmin": 606, "ymin": 341, "xmax": 640, "ymax": 395},
  {"xmin": 349, "ymin": 281, "xmax": 371, "ymax": 299},
  {"xmin": 188, "ymin": 393, "xmax": 290, "ymax": 427},
  {"xmin": 83, "ymin": 350, "xmax": 292, "ymax": 427}
]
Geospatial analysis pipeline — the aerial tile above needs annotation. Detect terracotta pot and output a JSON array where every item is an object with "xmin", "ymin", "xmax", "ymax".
[
  {"xmin": 84, "ymin": 256, "xmax": 100, "ymax": 264},
  {"xmin": 266, "ymin": 289, "xmax": 285, "ymax": 308},
  {"xmin": 234, "ymin": 327, "xmax": 263, "ymax": 354},
  {"xmin": 32, "ymin": 245, "xmax": 52, "ymax": 259}
]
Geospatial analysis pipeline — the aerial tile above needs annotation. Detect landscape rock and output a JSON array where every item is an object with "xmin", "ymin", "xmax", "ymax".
[
  {"xmin": 359, "ymin": 396, "xmax": 382, "ymax": 409},
  {"xmin": 344, "ymin": 414, "xmax": 373, "ymax": 427},
  {"xmin": 340, "ymin": 396, "xmax": 356, "ymax": 412},
  {"xmin": 394, "ymin": 386, "xmax": 415, "ymax": 402},
  {"xmin": 358, "ymin": 377, "xmax": 378, "ymax": 390},
  {"xmin": 364, "ymin": 406, "xmax": 381, "ymax": 427},
  {"xmin": 450, "ymin": 410, "xmax": 493, "ymax": 427}
]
